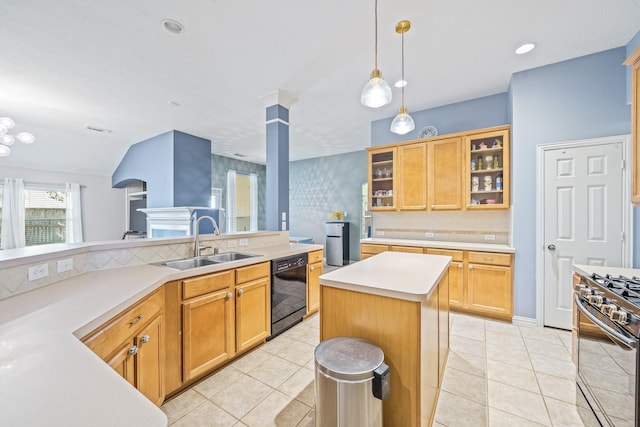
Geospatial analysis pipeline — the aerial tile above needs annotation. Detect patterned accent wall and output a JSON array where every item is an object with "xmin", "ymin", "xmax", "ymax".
[
  {"xmin": 211, "ymin": 154, "xmax": 266, "ymax": 230},
  {"xmin": 289, "ymin": 151, "xmax": 368, "ymax": 261}
]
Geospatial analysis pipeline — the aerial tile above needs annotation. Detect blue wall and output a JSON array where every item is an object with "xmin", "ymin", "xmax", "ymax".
[
  {"xmin": 626, "ymin": 30, "xmax": 640, "ymax": 105},
  {"xmin": 112, "ymin": 130, "xmax": 212, "ymax": 208},
  {"xmin": 510, "ymin": 47, "xmax": 630, "ymax": 318},
  {"xmin": 372, "ymin": 93, "xmax": 509, "ymax": 146}
]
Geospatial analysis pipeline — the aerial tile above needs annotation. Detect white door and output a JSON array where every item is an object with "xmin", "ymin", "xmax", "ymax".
[{"xmin": 543, "ymin": 141, "xmax": 623, "ymax": 329}]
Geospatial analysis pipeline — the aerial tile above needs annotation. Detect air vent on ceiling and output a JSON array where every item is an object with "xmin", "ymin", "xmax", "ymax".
[
  {"xmin": 86, "ymin": 125, "xmax": 112, "ymax": 134},
  {"xmin": 234, "ymin": 153, "xmax": 247, "ymax": 157}
]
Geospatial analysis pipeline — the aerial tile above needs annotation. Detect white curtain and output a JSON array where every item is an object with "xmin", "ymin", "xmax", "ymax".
[
  {"xmin": 226, "ymin": 170, "xmax": 237, "ymax": 233},
  {"xmin": 65, "ymin": 182, "xmax": 83, "ymax": 243},
  {"xmin": 1, "ymin": 178, "xmax": 26, "ymax": 249},
  {"xmin": 249, "ymin": 173, "xmax": 258, "ymax": 232}
]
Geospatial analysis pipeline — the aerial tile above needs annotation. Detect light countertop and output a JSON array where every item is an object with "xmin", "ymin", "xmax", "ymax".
[
  {"xmin": 361, "ymin": 237, "xmax": 515, "ymax": 253},
  {"xmin": 573, "ymin": 264, "xmax": 640, "ymax": 278},
  {"xmin": 0, "ymin": 242, "xmax": 322, "ymax": 427},
  {"xmin": 319, "ymin": 252, "xmax": 451, "ymax": 302}
]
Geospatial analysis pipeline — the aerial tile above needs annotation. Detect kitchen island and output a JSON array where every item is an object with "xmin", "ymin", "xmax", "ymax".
[{"xmin": 319, "ymin": 251, "xmax": 451, "ymax": 427}]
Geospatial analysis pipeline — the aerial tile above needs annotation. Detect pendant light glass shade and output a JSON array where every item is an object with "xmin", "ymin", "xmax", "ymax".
[
  {"xmin": 0, "ymin": 117, "xmax": 16, "ymax": 129},
  {"xmin": 1, "ymin": 134, "xmax": 15, "ymax": 145},
  {"xmin": 390, "ymin": 20, "xmax": 414, "ymax": 135},
  {"xmin": 390, "ymin": 106, "xmax": 415, "ymax": 135},
  {"xmin": 361, "ymin": 0, "xmax": 392, "ymax": 108},
  {"xmin": 0, "ymin": 144, "xmax": 10, "ymax": 156},
  {"xmin": 15, "ymin": 132, "xmax": 35, "ymax": 144}
]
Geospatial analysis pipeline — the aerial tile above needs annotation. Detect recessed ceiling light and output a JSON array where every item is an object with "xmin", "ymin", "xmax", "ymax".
[
  {"xmin": 394, "ymin": 80, "xmax": 407, "ymax": 88},
  {"xmin": 162, "ymin": 19, "xmax": 184, "ymax": 35},
  {"xmin": 515, "ymin": 43, "xmax": 536, "ymax": 55}
]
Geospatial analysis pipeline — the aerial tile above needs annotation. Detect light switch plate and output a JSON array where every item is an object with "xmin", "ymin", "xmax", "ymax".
[
  {"xmin": 484, "ymin": 234, "xmax": 496, "ymax": 241},
  {"xmin": 239, "ymin": 238, "xmax": 248, "ymax": 246},
  {"xmin": 376, "ymin": 231, "xmax": 385, "ymax": 236},
  {"xmin": 227, "ymin": 240, "xmax": 238, "ymax": 248},
  {"xmin": 28, "ymin": 263, "xmax": 49, "ymax": 281},
  {"xmin": 425, "ymin": 232, "xmax": 435, "ymax": 238}
]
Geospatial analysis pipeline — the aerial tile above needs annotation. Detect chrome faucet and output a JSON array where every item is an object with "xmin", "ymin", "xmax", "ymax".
[{"xmin": 194, "ymin": 215, "xmax": 221, "ymax": 257}]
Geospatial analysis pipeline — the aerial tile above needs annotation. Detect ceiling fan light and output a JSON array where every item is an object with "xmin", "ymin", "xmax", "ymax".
[
  {"xmin": 0, "ymin": 117, "xmax": 15, "ymax": 129},
  {"xmin": 390, "ymin": 107, "xmax": 415, "ymax": 135},
  {"xmin": 1, "ymin": 134, "xmax": 15, "ymax": 145},
  {"xmin": 0, "ymin": 144, "xmax": 11, "ymax": 156},
  {"xmin": 15, "ymin": 132, "xmax": 35, "ymax": 144},
  {"xmin": 361, "ymin": 73, "xmax": 392, "ymax": 108}
]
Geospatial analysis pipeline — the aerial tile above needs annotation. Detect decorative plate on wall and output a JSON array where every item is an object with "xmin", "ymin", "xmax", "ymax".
[{"xmin": 418, "ymin": 126, "xmax": 438, "ymax": 138}]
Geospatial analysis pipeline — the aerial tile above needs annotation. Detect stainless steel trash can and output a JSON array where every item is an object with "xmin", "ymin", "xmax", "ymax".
[{"xmin": 315, "ymin": 337, "xmax": 390, "ymax": 427}]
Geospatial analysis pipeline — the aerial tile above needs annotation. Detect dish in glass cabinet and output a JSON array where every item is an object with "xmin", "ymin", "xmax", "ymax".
[{"xmin": 418, "ymin": 126, "xmax": 438, "ymax": 138}]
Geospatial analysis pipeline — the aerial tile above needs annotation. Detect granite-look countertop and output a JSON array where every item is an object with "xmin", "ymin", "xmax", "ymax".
[
  {"xmin": 361, "ymin": 237, "xmax": 515, "ymax": 254},
  {"xmin": 0, "ymin": 243, "xmax": 322, "ymax": 427},
  {"xmin": 319, "ymin": 251, "xmax": 451, "ymax": 302}
]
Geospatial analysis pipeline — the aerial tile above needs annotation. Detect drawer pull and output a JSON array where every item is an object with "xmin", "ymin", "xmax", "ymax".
[
  {"xmin": 141, "ymin": 335, "xmax": 150, "ymax": 344},
  {"xmin": 129, "ymin": 315, "xmax": 143, "ymax": 327},
  {"xmin": 128, "ymin": 345, "xmax": 138, "ymax": 356},
  {"xmin": 484, "ymin": 257, "xmax": 493, "ymax": 261}
]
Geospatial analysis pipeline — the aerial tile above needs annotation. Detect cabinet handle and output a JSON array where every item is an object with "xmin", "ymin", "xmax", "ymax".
[
  {"xmin": 310, "ymin": 266, "xmax": 315, "ymax": 271},
  {"xmin": 237, "ymin": 288, "xmax": 244, "ymax": 296},
  {"xmin": 431, "ymin": 205, "xmax": 435, "ymax": 209},
  {"xmin": 469, "ymin": 265, "xmax": 473, "ymax": 270},
  {"xmin": 458, "ymin": 264, "xmax": 462, "ymax": 269},
  {"xmin": 141, "ymin": 335, "xmax": 150, "ymax": 344},
  {"xmin": 129, "ymin": 315, "xmax": 143, "ymax": 327},
  {"xmin": 226, "ymin": 292, "xmax": 233, "ymax": 299},
  {"xmin": 484, "ymin": 257, "xmax": 494, "ymax": 261},
  {"xmin": 128, "ymin": 345, "xmax": 138, "ymax": 356}
]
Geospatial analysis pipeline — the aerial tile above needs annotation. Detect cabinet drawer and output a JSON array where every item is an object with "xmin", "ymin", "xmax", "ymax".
[
  {"xmin": 361, "ymin": 244, "xmax": 389, "ymax": 254},
  {"xmin": 468, "ymin": 251, "xmax": 512, "ymax": 267},
  {"xmin": 390, "ymin": 245, "xmax": 423, "ymax": 254},
  {"xmin": 236, "ymin": 261, "xmax": 270, "ymax": 284},
  {"xmin": 308, "ymin": 250, "xmax": 323, "ymax": 264},
  {"xmin": 426, "ymin": 248, "xmax": 464, "ymax": 262},
  {"xmin": 182, "ymin": 270, "xmax": 235, "ymax": 300},
  {"xmin": 84, "ymin": 288, "xmax": 164, "ymax": 358}
]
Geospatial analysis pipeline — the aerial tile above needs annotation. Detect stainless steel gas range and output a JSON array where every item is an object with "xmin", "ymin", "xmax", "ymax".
[{"xmin": 574, "ymin": 272, "xmax": 640, "ymax": 426}]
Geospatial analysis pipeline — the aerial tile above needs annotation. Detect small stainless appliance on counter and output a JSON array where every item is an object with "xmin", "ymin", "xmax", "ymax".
[
  {"xmin": 268, "ymin": 253, "xmax": 308, "ymax": 339},
  {"xmin": 574, "ymin": 273, "xmax": 640, "ymax": 426},
  {"xmin": 325, "ymin": 221, "xmax": 349, "ymax": 266}
]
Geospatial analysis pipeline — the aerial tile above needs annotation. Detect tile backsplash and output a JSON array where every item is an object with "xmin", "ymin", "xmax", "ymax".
[
  {"xmin": 372, "ymin": 210, "xmax": 511, "ymax": 245},
  {"xmin": 0, "ymin": 232, "xmax": 288, "ymax": 301}
]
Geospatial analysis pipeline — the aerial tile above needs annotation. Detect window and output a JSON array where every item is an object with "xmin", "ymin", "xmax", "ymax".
[
  {"xmin": 226, "ymin": 171, "xmax": 258, "ymax": 233},
  {"xmin": 0, "ymin": 185, "xmax": 3, "ymax": 248},
  {"xmin": 24, "ymin": 188, "xmax": 66, "ymax": 246}
]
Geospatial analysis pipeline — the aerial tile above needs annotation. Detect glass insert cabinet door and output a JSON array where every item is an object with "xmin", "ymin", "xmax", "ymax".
[
  {"xmin": 369, "ymin": 147, "xmax": 396, "ymax": 211},
  {"xmin": 466, "ymin": 129, "xmax": 510, "ymax": 210}
]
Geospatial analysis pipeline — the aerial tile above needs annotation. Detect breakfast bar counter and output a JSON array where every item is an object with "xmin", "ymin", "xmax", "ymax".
[{"xmin": 319, "ymin": 252, "xmax": 451, "ymax": 427}]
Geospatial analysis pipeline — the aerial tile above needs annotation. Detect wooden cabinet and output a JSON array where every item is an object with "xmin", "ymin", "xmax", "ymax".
[
  {"xmin": 235, "ymin": 262, "xmax": 271, "ymax": 354},
  {"xmin": 426, "ymin": 249, "xmax": 464, "ymax": 309},
  {"xmin": 397, "ymin": 142, "xmax": 428, "ymax": 210},
  {"xmin": 465, "ymin": 127, "xmax": 510, "ymax": 209},
  {"xmin": 390, "ymin": 245, "xmax": 423, "ymax": 253},
  {"xmin": 369, "ymin": 147, "xmax": 396, "ymax": 210},
  {"xmin": 467, "ymin": 260, "xmax": 513, "ymax": 319},
  {"xmin": 625, "ymin": 46, "xmax": 640, "ymax": 204},
  {"xmin": 360, "ymin": 243, "xmax": 389, "ymax": 259},
  {"xmin": 428, "ymin": 137, "xmax": 463, "ymax": 210},
  {"xmin": 307, "ymin": 250, "xmax": 323, "ymax": 315},
  {"xmin": 83, "ymin": 288, "xmax": 165, "ymax": 406}
]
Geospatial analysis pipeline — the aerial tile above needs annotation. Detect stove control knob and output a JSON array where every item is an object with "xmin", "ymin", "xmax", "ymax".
[
  {"xmin": 587, "ymin": 294, "xmax": 604, "ymax": 306},
  {"xmin": 600, "ymin": 303, "xmax": 617, "ymax": 316},
  {"xmin": 610, "ymin": 309, "xmax": 629, "ymax": 325},
  {"xmin": 578, "ymin": 287, "xmax": 593, "ymax": 298}
]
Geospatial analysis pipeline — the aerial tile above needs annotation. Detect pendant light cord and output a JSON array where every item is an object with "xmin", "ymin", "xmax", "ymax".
[
  {"xmin": 401, "ymin": 29, "xmax": 405, "ymax": 106},
  {"xmin": 374, "ymin": 0, "xmax": 379, "ymax": 70}
]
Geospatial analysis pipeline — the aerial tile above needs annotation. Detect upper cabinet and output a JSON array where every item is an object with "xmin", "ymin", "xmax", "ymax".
[
  {"xmin": 465, "ymin": 128, "xmax": 510, "ymax": 210},
  {"xmin": 367, "ymin": 125, "xmax": 510, "ymax": 212},
  {"xmin": 398, "ymin": 142, "xmax": 428, "ymax": 210},
  {"xmin": 369, "ymin": 147, "xmax": 397, "ymax": 211},
  {"xmin": 625, "ymin": 46, "xmax": 640, "ymax": 205}
]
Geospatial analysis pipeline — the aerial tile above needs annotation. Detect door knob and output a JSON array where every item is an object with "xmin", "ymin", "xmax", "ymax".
[{"xmin": 547, "ymin": 244, "xmax": 556, "ymax": 250}]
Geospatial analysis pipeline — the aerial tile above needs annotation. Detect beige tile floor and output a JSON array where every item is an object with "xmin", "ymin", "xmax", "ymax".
[{"xmin": 162, "ymin": 311, "xmax": 584, "ymax": 426}]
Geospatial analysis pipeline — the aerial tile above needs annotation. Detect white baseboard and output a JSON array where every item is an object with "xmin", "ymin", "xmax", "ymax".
[{"xmin": 512, "ymin": 315, "xmax": 537, "ymax": 327}]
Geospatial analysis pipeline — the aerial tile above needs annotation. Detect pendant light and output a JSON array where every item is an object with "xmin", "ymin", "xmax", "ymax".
[
  {"xmin": 390, "ymin": 20, "xmax": 415, "ymax": 135},
  {"xmin": 360, "ymin": 0, "xmax": 392, "ymax": 108}
]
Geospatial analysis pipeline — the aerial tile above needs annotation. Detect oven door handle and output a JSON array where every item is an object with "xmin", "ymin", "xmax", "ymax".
[{"xmin": 574, "ymin": 296, "xmax": 638, "ymax": 350}]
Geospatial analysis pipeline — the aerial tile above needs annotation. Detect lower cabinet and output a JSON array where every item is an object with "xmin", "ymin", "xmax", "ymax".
[
  {"xmin": 307, "ymin": 250, "xmax": 324, "ymax": 315},
  {"xmin": 235, "ymin": 272, "xmax": 270, "ymax": 354},
  {"xmin": 83, "ymin": 288, "xmax": 165, "ymax": 406}
]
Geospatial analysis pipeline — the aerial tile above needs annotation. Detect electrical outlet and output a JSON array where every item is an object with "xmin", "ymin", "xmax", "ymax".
[
  {"xmin": 28, "ymin": 263, "xmax": 49, "ymax": 281},
  {"xmin": 484, "ymin": 234, "xmax": 496, "ymax": 241},
  {"xmin": 376, "ymin": 230, "xmax": 385, "ymax": 236},
  {"xmin": 425, "ymin": 232, "xmax": 435, "ymax": 238},
  {"xmin": 227, "ymin": 240, "xmax": 238, "ymax": 248},
  {"xmin": 239, "ymin": 238, "xmax": 248, "ymax": 246},
  {"xmin": 57, "ymin": 258, "xmax": 73, "ymax": 273}
]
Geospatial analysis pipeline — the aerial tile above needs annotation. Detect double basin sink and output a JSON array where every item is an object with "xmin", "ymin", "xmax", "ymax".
[{"xmin": 154, "ymin": 252, "xmax": 261, "ymax": 271}]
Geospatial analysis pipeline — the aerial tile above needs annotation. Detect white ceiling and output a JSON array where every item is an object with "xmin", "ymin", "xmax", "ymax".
[{"xmin": 1, "ymin": 0, "xmax": 639, "ymax": 176}]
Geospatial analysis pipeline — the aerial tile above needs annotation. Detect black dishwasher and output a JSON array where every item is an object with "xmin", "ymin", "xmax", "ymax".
[{"xmin": 268, "ymin": 253, "xmax": 308, "ymax": 340}]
